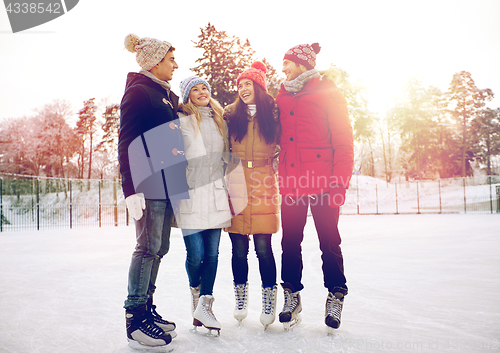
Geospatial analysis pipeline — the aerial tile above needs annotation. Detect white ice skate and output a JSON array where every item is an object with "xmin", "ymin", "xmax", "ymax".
[
  {"xmin": 190, "ymin": 294, "xmax": 221, "ymax": 337},
  {"xmin": 260, "ymin": 285, "xmax": 277, "ymax": 330},
  {"xmin": 279, "ymin": 287, "xmax": 302, "ymax": 331},
  {"xmin": 233, "ymin": 282, "xmax": 249, "ymax": 323},
  {"xmin": 325, "ymin": 291, "xmax": 344, "ymax": 335}
]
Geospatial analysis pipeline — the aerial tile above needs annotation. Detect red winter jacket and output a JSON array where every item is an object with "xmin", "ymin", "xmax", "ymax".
[{"xmin": 276, "ymin": 76, "xmax": 354, "ymax": 199}]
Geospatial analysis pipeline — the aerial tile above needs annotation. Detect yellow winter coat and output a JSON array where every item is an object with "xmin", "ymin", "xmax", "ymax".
[{"xmin": 224, "ymin": 110, "xmax": 280, "ymax": 235}]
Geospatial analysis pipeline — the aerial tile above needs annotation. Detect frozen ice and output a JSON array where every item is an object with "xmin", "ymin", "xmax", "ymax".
[{"xmin": 0, "ymin": 214, "xmax": 499, "ymax": 352}]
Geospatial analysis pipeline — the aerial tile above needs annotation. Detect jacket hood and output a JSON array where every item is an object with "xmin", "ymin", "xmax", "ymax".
[{"xmin": 124, "ymin": 72, "xmax": 154, "ymax": 91}]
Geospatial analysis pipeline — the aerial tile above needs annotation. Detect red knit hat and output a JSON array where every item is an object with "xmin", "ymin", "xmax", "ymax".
[
  {"xmin": 236, "ymin": 61, "xmax": 267, "ymax": 92},
  {"xmin": 283, "ymin": 43, "xmax": 321, "ymax": 70}
]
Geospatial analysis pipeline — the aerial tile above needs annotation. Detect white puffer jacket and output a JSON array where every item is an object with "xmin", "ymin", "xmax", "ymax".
[{"xmin": 175, "ymin": 106, "xmax": 231, "ymax": 229}]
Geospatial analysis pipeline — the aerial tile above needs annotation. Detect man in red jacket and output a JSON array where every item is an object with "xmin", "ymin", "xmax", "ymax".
[{"xmin": 275, "ymin": 43, "xmax": 354, "ymax": 332}]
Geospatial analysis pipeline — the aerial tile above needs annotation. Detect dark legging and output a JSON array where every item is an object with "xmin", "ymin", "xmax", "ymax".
[{"xmin": 229, "ymin": 233, "xmax": 277, "ymax": 288}]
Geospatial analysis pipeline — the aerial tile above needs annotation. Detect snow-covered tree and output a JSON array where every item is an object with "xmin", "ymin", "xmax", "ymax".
[{"xmin": 75, "ymin": 98, "xmax": 97, "ymax": 179}]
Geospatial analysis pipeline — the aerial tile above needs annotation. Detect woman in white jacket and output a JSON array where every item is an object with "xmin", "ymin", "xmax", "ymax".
[{"xmin": 176, "ymin": 76, "xmax": 231, "ymax": 336}]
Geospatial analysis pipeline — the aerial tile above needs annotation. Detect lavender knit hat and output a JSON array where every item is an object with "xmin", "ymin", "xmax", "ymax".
[
  {"xmin": 179, "ymin": 76, "xmax": 211, "ymax": 104},
  {"xmin": 124, "ymin": 34, "xmax": 172, "ymax": 71}
]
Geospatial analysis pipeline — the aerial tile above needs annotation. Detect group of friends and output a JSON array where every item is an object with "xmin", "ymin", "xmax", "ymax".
[{"xmin": 117, "ymin": 33, "xmax": 354, "ymax": 351}]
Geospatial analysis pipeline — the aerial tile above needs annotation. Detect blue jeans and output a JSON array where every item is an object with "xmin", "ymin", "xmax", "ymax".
[
  {"xmin": 182, "ymin": 228, "xmax": 221, "ymax": 296},
  {"xmin": 229, "ymin": 233, "xmax": 277, "ymax": 288},
  {"xmin": 124, "ymin": 200, "xmax": 173, "ymax": 310}
]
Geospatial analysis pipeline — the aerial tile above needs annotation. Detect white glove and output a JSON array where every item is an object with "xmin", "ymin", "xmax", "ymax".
[{"xmin": 125, "ymin": 193, "xmax": 146, "ymax": 221}]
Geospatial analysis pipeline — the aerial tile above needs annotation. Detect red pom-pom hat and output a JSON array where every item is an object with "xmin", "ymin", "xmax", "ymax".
[
  {"xmin": 236, "ymin": 61, "xmax": 268, "ymax": 92},
  {"xmin": 283, "ymin": 43, "xmax": 321, "ymax": 70}
]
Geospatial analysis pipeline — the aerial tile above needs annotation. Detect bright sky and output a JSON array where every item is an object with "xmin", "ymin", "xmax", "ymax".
[{"xmin": 0, "ymin": 0, "xmax": 499, "ymax": 123}]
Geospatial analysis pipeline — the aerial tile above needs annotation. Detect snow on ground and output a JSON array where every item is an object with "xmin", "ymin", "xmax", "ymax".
[{"xmin": 0, "ymin": 214, "xmax": 499, "ymax": 353}]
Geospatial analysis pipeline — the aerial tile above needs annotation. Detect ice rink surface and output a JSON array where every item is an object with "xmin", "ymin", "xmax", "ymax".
[{"xmin": 0, "ymin": 214, "xmax": 499, "ymax": 353}]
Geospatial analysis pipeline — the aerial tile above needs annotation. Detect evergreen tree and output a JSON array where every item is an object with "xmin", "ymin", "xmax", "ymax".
[
  {"xmin": 35, "ymin": 100, "xmax": 78, "ymax": 178},
  {"xmin": 470, "ymin": 107, "xmax": 500, "ymax": 175},
  {"xmin": 446, "ymin": 71, "xmax": 493, "ymax": 177},
  {"xmin": 388, "ymin": 78, "xmax": 441, "ymax": 179},
  {"xmin": 96, "ymin": 103, "xmax": 120, "ymax": 155},
  {"xmin": 324, "ymin": 65, "xmax": 376, "ymax": 177},
  {"xmin": 75, "ymin": 98, "xmax": 97, "ymax": 179},
  {"xmin": 191, "ymin": 23, "xmax": 255, "ymax": 106}
]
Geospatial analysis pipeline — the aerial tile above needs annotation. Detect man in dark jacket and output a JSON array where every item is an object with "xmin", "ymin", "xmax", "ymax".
[
  {"xmin": 276, "ymin": 43, "xmax": 354, "ymax": 333},
  {"xmin": 118, "ymin": 33, "xmax": 188, "ymax": 350}
]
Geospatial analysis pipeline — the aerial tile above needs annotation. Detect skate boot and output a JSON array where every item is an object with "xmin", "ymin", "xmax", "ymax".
[
  {"xmin": 260, "ymin": 285, "xmax": 277, "ymax": 329},
  {"xmin": 233, "ymin": 282, "xmax": 249, "ymax": 323},
  {"xmin": 191, "ymin": 294, "xmax": 221, "ymax": 337},
  {"xmin": 146, "ymin": 298, "xmax": 176, "ymax": 338},
  {"xmin": 325, "ymin": 291, "xmax": 344, "ymax": 333},
  {"xmin": 279, "ymin": 284, "xmax": 302, "ymax": 331},
  {"xmin": 190, "ymin": 285, "xmax": 201, "ymax": 317},
  {"xmin": 125, "ymin": 305, "xmax": 173, "ymax": 352}
]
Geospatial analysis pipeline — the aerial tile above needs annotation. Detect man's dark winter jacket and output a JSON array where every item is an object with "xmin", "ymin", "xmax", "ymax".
[{"xmin": 118, "ymin": 72, "xmax": 189, "ymax": 201}]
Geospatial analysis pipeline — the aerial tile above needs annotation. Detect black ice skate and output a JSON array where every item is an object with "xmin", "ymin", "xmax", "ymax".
[
  {"xmin": 278, "ymin": 285, "xmax": 302, "ymax": 331},
  {"xmin": 325, "ymin": 291, "xmax": 344, "ymax": 334},
  {"xmin": 147, "ymin": 298, "xmax": 176, "ymax": 338},
  {"xmin": 126, "ymin": 305, "xmax": 173, "ymax": 352}
]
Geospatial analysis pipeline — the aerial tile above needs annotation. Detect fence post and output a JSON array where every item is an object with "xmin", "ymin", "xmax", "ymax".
[
  {"xmin": 36, "ymin": 179, "xmax": 40, "ymax": 230},
  {"xmin": 0, "ymin": 179, "xmax": 3, "ymax": 232},
  {"xmin": 489, "ymin": 176, "xmax": 493, "ymax": 214},
  {"xmin": 438, "ymin": 179, "xmax": 442, "ymax": 214},
  {"xmin": 356, "ymin": 173, "xmax": 360, "ymax": 215},
  {"xmin": 496, "ymin": 186, "xmax": 500, "ymax": 213},
  {"xmin": 69, "ymin": 180, "xmax": 73, "ymax": 229},
  {"xmin": 113, "ymin": 177, "xmax": 118, "ymax": 227},
  {"xmin": 463, "ymin": 177, "xmax": 467, "ymax": 214},
  {"xmin": 417, "ymin": 181, "xmax": 420, "ymax": 214},
  {"xmin": 375, "ymin": 184, "xmax": 379, "ymax": 215},
  {"xmin": 98, "ymin": 180, "xmax": 102, "ymax": 228},
  {"xmin": 395, "ymin": 182, "xmax": 398, "ymax": 214}
]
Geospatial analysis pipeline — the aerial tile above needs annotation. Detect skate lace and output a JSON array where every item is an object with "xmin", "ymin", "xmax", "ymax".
[
  {"xmin": 262, "ymin": 287, "xmax": 276, "ymax": 315},
  {"xmin": 150, "ymin": 305, "xmax": 163, "ymax": 320},
  {"xmin": 326, "ymin": 293, "xmax": 343, "ymax": 319},
  {"xmin": 234, "ymin": 284, "xmax": 248, "ymax": 310},
  {"xmin": 283, "ymin": 290, "xmax": 298, "ymax": 313},
  {"xmin": 202, "ymin": 297, "xmax": 217, "ymax": 321},
  {"xmin": 140, "ymin": 314, "xmax": 165, "ymax": 338},
  {"xmin": 190, "ymin": 286, "xmax": 200, "ymax": 315}
]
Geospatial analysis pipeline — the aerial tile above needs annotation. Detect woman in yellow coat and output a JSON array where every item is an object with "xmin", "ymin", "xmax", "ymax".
[{"xmin": 224, "ymin": 61, "xmax": 280, "ymax": 329}]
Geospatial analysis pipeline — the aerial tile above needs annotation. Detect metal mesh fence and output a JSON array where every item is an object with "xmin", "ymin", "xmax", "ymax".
[
  {"xmin": 342, "ymin": 175, "xmax": 500, "ymax": 215},
  {"xmin": 0, "ymin": 178, "xmax": 128, "ymax": 232},
  {"xmin": 1, "ymin": 175, "xmax": 499, "ymax": 232}
]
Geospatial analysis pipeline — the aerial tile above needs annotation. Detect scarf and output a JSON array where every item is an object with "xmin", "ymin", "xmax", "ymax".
[
  {"xmin": 139, "ymin": 69, "xmax": 171, "ymax": 94},
  {"xmin": 283, "ymin": 69, "xmax": 320, "ymax": 93},
  {"xmin": 247, "ymin": 104, "xmax": 257, "ymax": 118}
]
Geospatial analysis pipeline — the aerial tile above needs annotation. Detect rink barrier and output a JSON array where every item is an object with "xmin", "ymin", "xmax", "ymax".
[{"xmin": 0, "ymin": 175, "xmax": 499, "ymax": 231}]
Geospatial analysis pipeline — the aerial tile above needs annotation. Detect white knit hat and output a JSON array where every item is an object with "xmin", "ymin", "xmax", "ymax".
[
  {"xmin": 179, "ymin": 76, "xmax": 211, "ymax": 104},
  {"xmin": 124, "ymin": 34, "xmax": 172, "ymax": 71}
]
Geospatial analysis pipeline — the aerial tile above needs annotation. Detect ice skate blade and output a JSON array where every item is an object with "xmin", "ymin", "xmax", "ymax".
[
  {"xmin": 128, "ymin": 339, "xmax": 173, "ymax": 352},
  {"xmin": 190, "ymin": 325, "xmax": 220, "ymax": 337},
  {"xmin": 283, "ymin": 315, "xmax": 302, "ymax": 331}
]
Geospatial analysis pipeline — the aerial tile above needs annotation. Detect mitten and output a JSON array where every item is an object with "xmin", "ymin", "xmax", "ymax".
[{"xmin": 125, "ymin": 193, "xmax": 146, "ymax": 221}]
